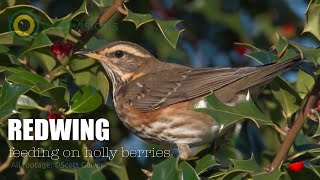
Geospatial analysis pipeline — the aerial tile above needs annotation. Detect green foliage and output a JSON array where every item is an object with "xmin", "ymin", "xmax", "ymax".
[
  {"xmin": 303, "ymin": 0, "xmax": 320, "ymax": 40},
  {"xmin": 0, "ymin": 0, "xmax": 319, "ymax": 179},
  {"xmin": 194, "ymin": 154, "xmax": 218, "ymax": 174},
  {"xmin": 196, "ymin": 94, "xmax": 273, "ymax": 131},
  {"xmin": 123, "ymin": 7, "xmax": 154, "ymax": 28},
  {"xmin": 151, "ymin": 157, "xmax": 199, "ymax": 180},
  {"xmin": 270, "ymin": 78, "xmax": 302, "ymax": 117},
  {"xmin": 155, "ymin": 20, "xmax": 184, "ymax": 48},
  {"xmin": 65, "ymin": 86, "xmax": 102, "ymax": 114},
  {"xmin": 17, "ymin": 95, "xmax": 43, "ymax": 110},
  {"xmin": 123, "ymin": 6, "xmax": 184, "ymax": 48},
  {"xmin": 296, "ymin": 69, "xmax": 315, "ymax": 99},
  {"xmin": 76, "ymin": 165, "xmax": 106, "ymax": 180},
  {"xmin": 0, "ymin": 80, "xmax": 30, "ymax": 122}
]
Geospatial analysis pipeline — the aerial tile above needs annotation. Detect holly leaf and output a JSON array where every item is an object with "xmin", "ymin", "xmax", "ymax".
[
  {"xmin": 76, "ymin": 165, "xmax": 106, "ymax": 180},
  {"xmin": 0, "ymin": 5, "xmax": 53, "ymax": 45},
  {"xmin": 123, "ymin": 7, "xmax": 184, "ymax": 48},
  {"xmin": 270, "ymin": 77, "xmax": 302, "ymax": 117},
  {"xmin": 195, "ymin": 94, "xmax": 273, "ymax": 132},
  {"xmin": 152, "ymin": 157, "xmax": 180, "ymax": 180},
  {"xmin": 17, "ymin": 95, "xmax": 43, "ymax": 110},
  {"xmin": 22, "ymin": 32, "xmax": 53, "ymax": 54},
  {"xmin": 69, "ymin": 58, "xmax": 96, "ymax": 71},
  {"xmin": 43, "ymin": 27, "xmax": 78, "ymax": 42},
  {"xmin": 65, "ymin": 86, "xmax": 102, "ymax": 114},
  {"xmin": 69, "ymin": 0, "xmax": 88, "ymax": 20},
  {"xmin": 6, "ymin": 71, "xmax": 69, "ymax": 107},
  {"xmin": 0, "ymin": 80, "xmax": 30, "ymax": 123},
  {"xmin": 0, "ymin": 45, "xmax": 10, "ymax": 54},
  {"xmin": 123, "ymin": 7, "xmax": 154, "ymax": 29},
  {"xmin": 27, "ymin": 51, "xmax": 57, "ymax": 73},
  {"xmin": 0, "ymin": 4, "xmax": 53, "ymax": 25},
  {"xmin": 308, "ymin": 165, "xmax": 320, "ymax": 178},
  {"xmin": 246, "ymin": 51, "xmax": 278, "ymax": 64},
  {"xmin": 43, "ymin": 0, "xmax": 88, "ymax": 41},
  {"xmin": 152, "ymin": 157, "xmax": 199, "ymax": 180},
  {"xmin": 272, "ymin": 34, "xmax": 288, "ymax": 57},
  {"xmin": 0, "ymin": 32, "xmax": 31, "ymax": 46},
  {"xmin": 179, "ymin": 161, "xmax": 199, "ymax": 180},
  {"xmin": 217, "ymin": 169, "xmax": 250, "ymax": 180},
  {"xmin": 155, "ymin": 20, "xmax": 184, "ymax": 48},
  {"xmin": 195, "ymin": 154, "xmax": 219, "ymax": 174},
  {"xmin": 252, "ymin": 168, "xmax": 284, "ymax": 180},
  {"xmin": 230, "ymin": 155, "xmax": 261, "ymax": 173},
  {"xmin": 0, "ymin": 66, "xmax": 25, "ymax": 73},
  {"xmin": 7, "ymin": 71, "xmax": 53, "ymax": 94},
  {"xmin": 208, "ymin": 171, "xmax": 226, "ymax": 179},
  {"xmin": 288, "ymin": 148, "xmax": 320, "ymax": 162},
  {"xmin": 297, "ymin": 69, "xmax": 315, "ymax": 99},
  {"xmin": 41, "ymin": 86, "xmax": 70, "ymax": 109},
  {"xmin": 303, "ymin": 1, "xmax": 320, "ymax": 41},
  {"xmin": 96, "ymin": 71, "xmax": 109, "ymax": 101},
  {"xmin": 73, "ymin": 65, "xmax": 109, "ymax": 101},
  {"xmin": 288, "ymin": 40, "xmax": 320, "ymax": 64}
]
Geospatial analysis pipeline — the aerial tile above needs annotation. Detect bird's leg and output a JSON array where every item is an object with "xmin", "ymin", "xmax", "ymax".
[
  {"xmin": 141, "ymin": 169, "xmax": 153, "ymax": 180},
  {"xmin": 175, "ymin": 144, "xmax": 191, "ymax": 169},
  {"xmin": 177, "ymin": 143, "xmax": 191, "ymax": 160}
]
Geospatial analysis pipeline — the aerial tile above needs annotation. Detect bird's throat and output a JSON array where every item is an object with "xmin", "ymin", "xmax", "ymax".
[{"xmin": 101, "ymin": 63, "xmax": 125, "ymax": 96}]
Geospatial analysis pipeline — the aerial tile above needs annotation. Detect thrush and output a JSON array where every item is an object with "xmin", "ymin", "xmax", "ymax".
[{"xmin": 76, "ymin": 41, "xmax": 297, "ymax": 159}]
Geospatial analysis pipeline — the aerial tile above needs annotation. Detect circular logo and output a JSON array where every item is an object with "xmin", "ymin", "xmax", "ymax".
[{"xmin": 9, "ymin": 10, "xmax": 39, "ymax": 40}]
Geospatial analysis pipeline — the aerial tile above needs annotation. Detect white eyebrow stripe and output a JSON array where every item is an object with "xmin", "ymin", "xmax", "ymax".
[{"xmin": 106, "ymin": 45, "xmax": 151, "ymax": 58}]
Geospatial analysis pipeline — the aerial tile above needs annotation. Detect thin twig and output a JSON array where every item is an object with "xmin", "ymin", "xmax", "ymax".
[
  {"xmin": 0, "ymin": 129, "xmax": 14, "ymax": 173},
  {"xmin": 77, "ymin": 0, "xmax": 125, "ymax": 48},
  {"xmin": 267, "ymin": 76, "xmax": 320, "ymax": 171},
  {"xmin": 274, "ymin": 124, "xmax": 287, "ymax": 136}
]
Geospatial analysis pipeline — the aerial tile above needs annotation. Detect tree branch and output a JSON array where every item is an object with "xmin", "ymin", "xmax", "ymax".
[
  {"xmin": 267, "ymin": 76, "xmax": 320, "ymax": 171},
  {"xmin": 99, "ymin": 0, "xmax": 126, "ymax": 24}
]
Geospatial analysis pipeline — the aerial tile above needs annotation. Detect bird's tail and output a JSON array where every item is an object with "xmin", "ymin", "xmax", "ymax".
[{"xmin": 239, "ymin": 56, "xmax": 302, "ymax": 90}]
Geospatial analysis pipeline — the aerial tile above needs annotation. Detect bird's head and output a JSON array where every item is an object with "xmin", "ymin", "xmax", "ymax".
[{"xmin": 76, "ymin": 41, "xmax": 158, "ymax": 85}]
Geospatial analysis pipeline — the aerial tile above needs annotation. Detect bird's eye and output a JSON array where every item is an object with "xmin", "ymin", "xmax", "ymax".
[{"xmin": 114, "ymin": 50, "xmax": 124, "ymax": 58}]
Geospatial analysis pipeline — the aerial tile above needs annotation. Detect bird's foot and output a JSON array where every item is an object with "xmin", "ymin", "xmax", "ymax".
[
  {"xmin": 175, "ymin": 144, "xmax": 192, "ymax": 169},
  {"xmin": 141, "ymin": 169, "xmax": 153, "ymax": 180}
]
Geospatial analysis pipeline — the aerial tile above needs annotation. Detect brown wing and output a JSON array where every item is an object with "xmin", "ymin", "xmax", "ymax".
[{"xmin": 120, "ymin": 60, "xmax": 294, "ymax": 111}]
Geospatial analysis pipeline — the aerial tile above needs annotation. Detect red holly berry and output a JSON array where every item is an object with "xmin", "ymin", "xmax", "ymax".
[
  {"xmin": 50, "ymin": 40, "xmax": 74, "ymax": 59},
  {"xmin": 234, "ymin": 45, "xmax": 248, "ymax": 55},
  {"xmin": 282, "ymin": 23, "xmax": 295, "ymax": 37},
  {"xmin": 317, "ymin": 100, "xmax": 320, "ymax": 109},
  {"xmin": 48, "ymin": 112, "xmax": 62, "ymax": 121},
  {"xmin": 288, "ymin": 161, "xmax": 304, "ymax": 172},
  {"xmin": 51, "ymin": 40, "xmax": 64, "ymax": 55},
  {"xmin": 63, "ymin": 42, "xmax": 74, "ymax": 54}
]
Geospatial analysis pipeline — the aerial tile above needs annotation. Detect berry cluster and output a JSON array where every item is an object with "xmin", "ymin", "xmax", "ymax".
[{"xmin": 50, "ymin": 40, "xmax": 74, "ymax": 59}]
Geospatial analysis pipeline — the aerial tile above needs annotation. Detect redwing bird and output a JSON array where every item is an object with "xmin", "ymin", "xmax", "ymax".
[{"xmin": 76, "ymin": 41, "xmax": 297, "ymax": 159}]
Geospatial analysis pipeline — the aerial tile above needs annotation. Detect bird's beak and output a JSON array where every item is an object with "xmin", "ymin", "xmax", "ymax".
[{"xmin": 75, "ymin": 50, "xmax": 101, "ymax": 60}]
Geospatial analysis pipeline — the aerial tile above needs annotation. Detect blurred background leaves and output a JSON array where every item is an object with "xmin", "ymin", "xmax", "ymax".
[{"xmin": 0, "ymin": 0, "xmax": 319, "ymax": 179}]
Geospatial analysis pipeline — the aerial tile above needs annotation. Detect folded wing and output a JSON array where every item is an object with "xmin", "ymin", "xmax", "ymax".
[{"xmin": 121, "ymin": 60, "xmax": 294, "ymax": 111}]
